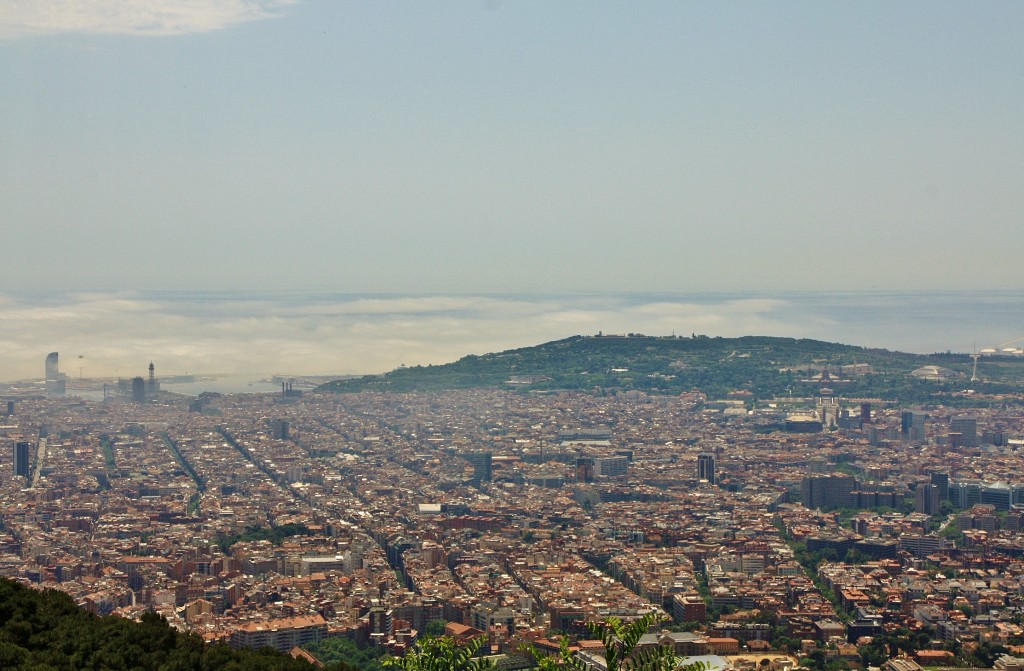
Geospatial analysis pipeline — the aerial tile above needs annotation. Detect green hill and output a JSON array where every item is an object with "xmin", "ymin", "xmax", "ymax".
[{"xmin": 317, "ymin": 334, "xmax": 1024, "ymax": 404}]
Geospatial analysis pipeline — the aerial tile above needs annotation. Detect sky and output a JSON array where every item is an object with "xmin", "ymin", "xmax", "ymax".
[
  {"xmin": 1, "ymin": 3, "xmax": 1022, "ymax": 381},
  {"xmin": 2, "ymin": 1, "xmax": 1023, "ymax": 295}
]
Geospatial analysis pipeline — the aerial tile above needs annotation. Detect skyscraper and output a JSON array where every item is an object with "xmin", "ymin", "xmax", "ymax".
[
  {"xmin": 930, "ymin": 472, "xmax": 949, "ymax": 500},
  {"xmin": 801, "ymin": 474, "xmax": 857, "ymax": 510},
  {"xmin": 131, "ymin": 377, "xmax": 146, "ymax": 403},
  {"xmin": 915, "ymin": 483, "xmax": 941, "ymax": 515},
  {"xmin": 45, "ymin": 352, "xmax": 59, "ymax": 380},
  {"xmin": 14, "ymin": 441, "xmax": 30, "ymax": 479},
  {"xmin": 901, "ymin": 411, "xmax": 927, "ymax": 442},
  {"xmin": 950, "ymin": 417, "xmax": 978, "ymax": 448},
  {"xmin": 463, "ymin": 452, "xmax": 492, "ymax": 484},
  {"xmin": 44, "ymin": 352, "xmax": 66, "ymax": 397},
  {"xmin": 697, "ymin": 452, "xmax": 716, "ymax": 484},
  {"xmin": 270, "ymin": 419, "xmax": 290, "ymax": 440}
]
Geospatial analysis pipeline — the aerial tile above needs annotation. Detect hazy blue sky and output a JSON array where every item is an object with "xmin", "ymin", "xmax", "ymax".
[{"xmin": 3, "ymin": 1, "xmax": 1022, "ymax": 294}]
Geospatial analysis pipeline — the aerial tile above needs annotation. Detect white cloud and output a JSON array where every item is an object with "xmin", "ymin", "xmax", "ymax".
[
  {"xmin": 0, "ymin": 291, "xmax": 1006, "ymax": 383},
  {"xmin": 0, "ymin": 292, "xmax": 833, "ymax": 382},
  {"xmin": 0, "ymin": 0, "xmax": 297, "ymax": 39}
]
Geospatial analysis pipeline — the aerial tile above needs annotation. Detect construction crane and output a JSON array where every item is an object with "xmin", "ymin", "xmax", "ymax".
[
  {"xmin": 972, "ymin": 337, "xmax": 1024, "ymax": 382},
  {"xmin": 979, "ymin": 336, "xmax": 1024, "ymax": 356},
  {"xmin": 997, "ymin": 336, "xmax": 1024, "ymax": 355}
]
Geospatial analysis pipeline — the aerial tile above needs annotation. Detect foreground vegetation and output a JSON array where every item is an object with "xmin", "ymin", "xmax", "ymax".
[
  {"xmin": 0, "ymin": 580, "xmax": 709, "ymax": 671},
  {"xmin": 0, "ymin": 578, "xmax": 317, "ymax": 671}
]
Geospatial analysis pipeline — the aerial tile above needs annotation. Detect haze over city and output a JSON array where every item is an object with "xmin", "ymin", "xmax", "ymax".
[{"xmin": 0, "ymin": 290, "xmax": 1020, "ymax": 384}]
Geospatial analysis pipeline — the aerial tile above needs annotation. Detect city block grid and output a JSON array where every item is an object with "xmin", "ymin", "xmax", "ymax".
[{"xmin": 2, "ymin": 384, "xmax": 1024, "ymax": 671}]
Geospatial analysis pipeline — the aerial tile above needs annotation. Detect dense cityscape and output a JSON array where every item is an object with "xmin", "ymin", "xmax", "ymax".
[
  {"xmin": 5, "ymin": 1, "xmax": 1021, "ymax": 669},
  {"xmin": 3, "ymin": 343, "xmax": 1024, "ymax": 671}
]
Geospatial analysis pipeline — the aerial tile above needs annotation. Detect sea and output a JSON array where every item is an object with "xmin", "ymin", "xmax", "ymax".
[{"xmin": 0, "ymin": 290, "xmax": 1021, "ymax": 395}]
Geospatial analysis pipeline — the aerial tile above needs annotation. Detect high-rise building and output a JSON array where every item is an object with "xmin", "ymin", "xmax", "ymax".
[
  {"xmin": 983, "ymin": 429, "xmax": 1009, "ymax": 446},
  {"xmin": 860, "ymin": 403, "xmax": 872, "ymax": 424},
  {"xmin": 915, "ymin": 483, "xmax": 941, "ymax": 515},
  {"xmin": 930, "ymin": 472, "xmax": 949, "ymax": 500},
  {"xmin": 44, "ymin": 352, "xmax": 59, "ymax": 380},
  {"xmin": 131, "ymin": 377, "xmax": 146, "ymax": 403},
  {"xmin": 951, "ymin": 481, "xmax": 982, "ymax": 509},
  {"xmin": 697, "ymin": 452, "xmax": 716, "ymax": 484},
  {"xmin": 44, "ymin": 352, "xmax": 66, "ymax": 397},
  {"xmin": 801, "ymin": 474, "xmax": 857, "ymax": 510},
  {"xmin": 270, "ymin": 419, "xmax": 290, "ymax": 440},
  {"xmin": 950, "ymin": 417, "xmax": 978, "ymax": 448},
  {"xmin": 901, "ymin": 411, "xmax": 927, "ymax": 442},
  {"xmin": 14, "ymin": 441, "xmax": 30, "ymax": 478},
  {"xmin": 980, "ymin": 482, "xmax": 1015, "ymax": 510},
  {"xmin": 593, "ymin": 455, "xmax": 628, "ymax": 478},
  {"xmin": 463, "ymin": 452, "xmax": 492, "ymax": 484},
  {"xmin": 574, "ymin": 456, "xmax": 594, "ymax": 483}
]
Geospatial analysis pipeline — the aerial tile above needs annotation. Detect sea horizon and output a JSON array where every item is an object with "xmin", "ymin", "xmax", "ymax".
[{"xmin": 1, "ymin": 289, "xmax": 1021, "ymax": 385}]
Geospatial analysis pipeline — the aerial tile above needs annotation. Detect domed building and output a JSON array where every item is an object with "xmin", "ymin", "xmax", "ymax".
[{"xmin": 910, "ymin": 365, "xmax": 960, "ymax": 381}]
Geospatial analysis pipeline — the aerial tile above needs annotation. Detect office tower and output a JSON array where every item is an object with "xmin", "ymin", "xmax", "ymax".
[
  {"xmin": 930, "ymin": 472, "xmax": 949, "ymax": 500},
  {"xmin": 44, "ymin": 352, "xmax": 66, "ymax": 397},
  {"xmin": 983, "ymin": 429, "xmax": 1009, "ymax": 446},
  {"xmin": 901, "ymin": 410, "xmax": 913, "ymax": 436},
  {"xmin": 45, "ymin": 352, "xmax": 59, "ymax": 380},
  {"xmin": 697, "ymin": 452, "xmax": 716, "ymax": 484},
  {"xmin": 915, "ymin": 484, "xmax": 941, "ymax": 515},
  {"xmin": 574, "ymin": 456, "xmax": 594, "ymax": 483},
  {"xmin": 5, "ymin": 401, "xmax": 12, "ymax": 416},
  {"xmin": 593, "ymin": 455, "xmax": 628, "ymax": 478},
  {"xmin": 270, "ymin": 419, "xmax": 290, "ymax": 440},
  {"xmin": 950, "ymin": 417, "xmax": 978, "ymax": 448},
  {"xmin": 952, "ymin": 482, "xmax": 982, "ymax": 509},
  {"xmin": 860, "ymin": 403, "xmax": 871, "ymax": 424},
  {"xmin": 131, "ymin": 377, "xmax": 146, "ymax": 403},
  {"xmin": 14, "ymin": 441, "xmax": 30, "ymax": 478},
  {"xmin": 801, "ymin": 474, "xmax": 857, "ymax": 510},
  {"xmin": 368, "ymin": 607, "xmax": 393, "ymax": 636},
  {"xmin": 901, "ymin": 411, "xmax": 926, "ymax": 442},
  {"xmin": 463, "ymin": 452, "xmax": 492, "ymax": 484}
]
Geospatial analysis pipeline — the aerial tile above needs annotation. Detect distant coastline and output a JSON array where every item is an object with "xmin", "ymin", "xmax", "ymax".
[{"xmin": 0, "ymin": 290, "xmax": 1021, "ymax": 384}]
